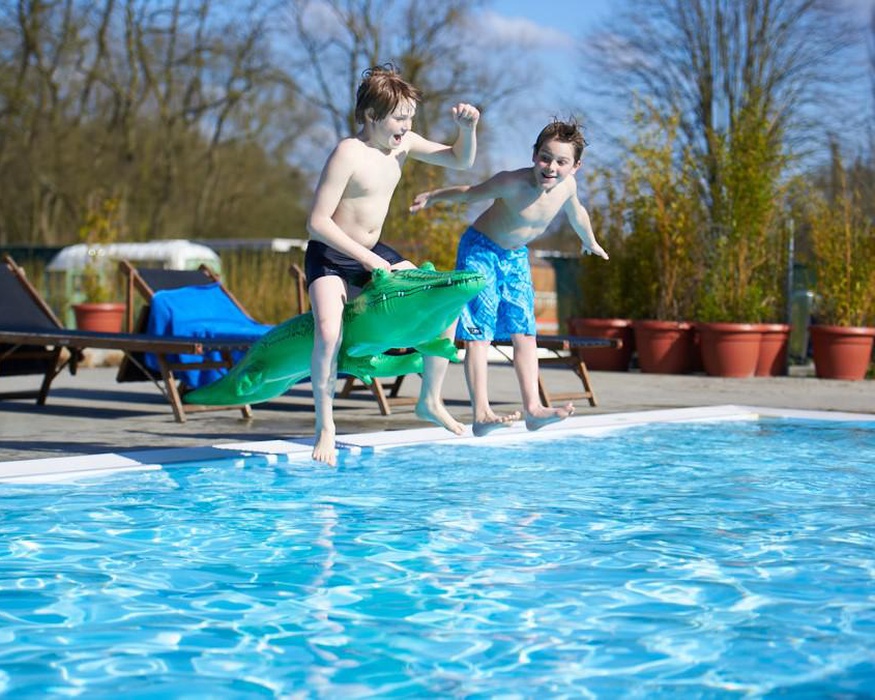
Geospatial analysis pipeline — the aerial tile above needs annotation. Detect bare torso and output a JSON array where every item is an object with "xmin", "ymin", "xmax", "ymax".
[
  {"xmin": 471, "ymin": 168, "xmax": 574, "ymax": 249},
  {"xmin": 330, "ymin": 137, "xmax": 407, "ymax": 249}
]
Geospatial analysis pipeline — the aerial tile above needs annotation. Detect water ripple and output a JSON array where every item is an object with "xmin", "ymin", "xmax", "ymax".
[{"xmin": 0, "ymin": 419, "xmax": 873, "ymax": 696}]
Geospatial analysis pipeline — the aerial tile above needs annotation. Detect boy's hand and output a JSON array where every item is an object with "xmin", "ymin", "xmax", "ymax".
[
  {"xmin": 452, "ymin": 103, "xmax": 480, "ymax": 129},
  {"xmin": 409, "ymin": 191, "xmax": 431, "ymax": 213},
  {"xmin": 582, "ymin": 241, "xmax": 610, "ymax": 260},
  {"xmin": 366, "ymin": 255, "xmax": 392, "ymax": 273}
]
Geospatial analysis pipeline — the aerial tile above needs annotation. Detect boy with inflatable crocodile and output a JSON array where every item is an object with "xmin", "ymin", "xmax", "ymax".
[
  {"xmin": 305, "ymin": 64, "xmax": 480, "ymax": 465},
  {"xmin": 410, "ymin": 118, "xmax": 609, "ymax": 437}
]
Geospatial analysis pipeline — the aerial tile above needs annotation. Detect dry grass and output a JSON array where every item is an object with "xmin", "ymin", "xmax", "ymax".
[
  {"xmin": 217, "ymin": 248, "xmax": 307, "ymax": 324},
  {"xmin": 10, "ymin": 249, "xmax": 307, "ymax": 327}
]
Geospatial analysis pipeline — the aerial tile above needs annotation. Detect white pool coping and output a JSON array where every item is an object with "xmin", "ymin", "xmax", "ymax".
[{"xmin": 1, "ymin": 405, "xmax": 873, "ymax": 484}]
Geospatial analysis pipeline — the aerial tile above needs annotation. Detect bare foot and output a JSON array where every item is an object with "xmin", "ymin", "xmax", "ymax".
[
  {"xmin": 312, "ymin": 426, "xmax": 337, "ymax": 466},
  {"xmin": 524, "ymin": 403, "xmax": 575, "ymax": 432},
  {"xmin": 472, "ymin": 410, "xmax": 521, "ymax": 437},
  {"xmin": 416, "ymin": 398, "xmax": 466, "ymax": 435}
]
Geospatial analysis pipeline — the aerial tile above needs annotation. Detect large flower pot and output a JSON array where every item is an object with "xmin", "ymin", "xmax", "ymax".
[
  {"xmin": 73, "ymin": 302, "xmax": 125, "ymax": 333},
  {"xmin": 754, "ymin": 323, "xmax": 791, "ymax": 377},
  {"xmin": 697, "ymin": 322, "xmax": 763, "ymax": 378},
  {"xmin": 810, "ymin": 324, "xmax": 875, "ymax": 381},
  {"xmin": 633, "ymin": 320, "xmax": 695, "ymax": 374},
  {"xmin": 567, "ymin": 317, "xmax": 634, "ymax": 372}
]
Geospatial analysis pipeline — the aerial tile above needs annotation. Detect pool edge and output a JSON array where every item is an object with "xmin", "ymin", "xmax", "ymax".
[{"xmin": 2, "ymin": 404, "xmax": 873, "ymax": 484}]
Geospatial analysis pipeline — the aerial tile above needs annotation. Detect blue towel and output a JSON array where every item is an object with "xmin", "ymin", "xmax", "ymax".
[{"xmin": 145, "ymin": 282, "xmax": 273, "ymax": 388}]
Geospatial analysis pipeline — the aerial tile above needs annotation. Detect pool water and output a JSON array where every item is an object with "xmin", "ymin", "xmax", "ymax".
[{"xmin": 1, "ymin": 418, "xmax": 873, "ymax": 697}]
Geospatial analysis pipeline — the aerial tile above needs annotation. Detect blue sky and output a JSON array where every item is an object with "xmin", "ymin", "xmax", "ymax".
[{"xmin": 469, "ymin": 0, "xmax": 617, "ymax": 170}]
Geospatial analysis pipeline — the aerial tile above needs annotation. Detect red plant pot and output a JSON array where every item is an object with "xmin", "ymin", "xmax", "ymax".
[
  {"xmin": 754, "ymin": 323, "xmax": 791, "ymax": 377},
  {"xmin": 697, "ymin": 322, "xmax": 763, "ymax": 378},
  {"xmin": 567, "ymin": 318, "xmax": 635, "ymax": 372},
  {"xmin": 73, "ymin": 302, "xmax": 125, "ymax": 333},
  {"xmin": 810, "ymin": 324, "xmax": 875, "ymax": 381},
  {"xmin": 633, "ymin": 320, "xmax": 695, "ymax": 374}
]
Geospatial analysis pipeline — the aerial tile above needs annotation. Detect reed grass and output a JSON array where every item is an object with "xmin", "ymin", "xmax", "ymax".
[{"xmin": 218, "ymin": 248, "xmax": 306, "ymax": 324}]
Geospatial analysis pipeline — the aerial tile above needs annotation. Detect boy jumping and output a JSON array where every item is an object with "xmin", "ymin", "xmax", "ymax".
[
  {"xmin": 410, "ymin": 119, "xmax": 608, "ymax": 436},
  {"xmin": 306, "ymin": 64, "xmax": 480, "ymax": 465}
]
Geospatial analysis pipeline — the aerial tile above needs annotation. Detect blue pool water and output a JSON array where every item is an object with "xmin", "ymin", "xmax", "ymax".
[{"xmin": 1, "ymin": 418, "xmax": 874, "ymax": 697}]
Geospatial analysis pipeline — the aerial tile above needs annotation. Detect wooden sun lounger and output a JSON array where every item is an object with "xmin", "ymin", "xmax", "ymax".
[
  {"xmin": 0, "ymin": 327, "xmax": 255, "ymax": 423},
  {"xmin": 289, "ymin": 264, "xmax": 623, "ymax": 413},
  {"xmin": 0, "ymin": 254, "xmax": 256, "ymax": 422},
  {"xmin": 458, "ymin": 335, "xmax": 623, "ymax": 407},
  {"xmin": 341, "ymin": 333, "xmax": 623, "ymax": 409},
  {"xmin": 116, "ymin": 259, "xmax": 276, "ymax": 421}
]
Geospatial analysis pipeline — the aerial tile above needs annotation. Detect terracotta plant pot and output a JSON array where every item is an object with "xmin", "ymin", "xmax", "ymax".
[
  {"xmin": 567, "ymin": 317, "xmax": 634, "ymax": 372},
  {"xmin": 633, "ymin": 320, "xmax": 695, "ymax": 374},
  {"xmin": 73, "ymin": 302, "xmax": 125, "ymax": 333},
  {"xmin": 754, "ymin": 323, "xmax": 791, "ymax": 377},
  {"xmin": 690, "ymin": 325, "xmax": 704, "ymax": 374},
  {"xmin": 697, "ymin": 322, "xmax": 763, "ymax": 378},
  {"xmin": 810, "ymin": 324, "xmax": 875, "ymax": 381}
]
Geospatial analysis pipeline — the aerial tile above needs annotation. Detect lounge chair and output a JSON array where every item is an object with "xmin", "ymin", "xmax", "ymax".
[
  {"xmin": 0, "ymin": 254, "xmax": 255, "ymax": 421},
  {"xmin": 0, "ymin": 254, "xmax": 84, "ymax": 404},
  {"xmin": 474, "ymin": 336, "xmax": 621, "ymax": 407},
  {"xmin": 289, "ymin": 262, "xmax": 620, "ymax": 410},
  {"xmin": 288, "ymin": 262, "xmax": 415, "ymax": 416},
  {"xmin": 117, "ymin": 260, "xmax": 273, "ymax": 419}
]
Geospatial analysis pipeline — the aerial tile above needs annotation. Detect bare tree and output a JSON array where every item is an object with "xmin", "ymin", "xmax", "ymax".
[
  {"xmin": 574, "ymin": 0, "xmax": 866, "ymax": 322},
  {"xmin": 274, "ymin": 0, "xmax": 533, "ymax": 256},
  {"xmin": 581, "ymin": 0, "xmax": 862, "ymax": 183},
  {"xmin": 277, "ymin": 0, "xmax": 528, "ymax": 164},
  {"xmin": 0, "ymin": 0, "xmax": 310, "ymax": 246}
]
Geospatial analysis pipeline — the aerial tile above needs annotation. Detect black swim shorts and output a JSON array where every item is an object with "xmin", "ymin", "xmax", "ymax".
[{"xmin": 304, "ymin": 240, "xmax": 405, "ymax": 288}]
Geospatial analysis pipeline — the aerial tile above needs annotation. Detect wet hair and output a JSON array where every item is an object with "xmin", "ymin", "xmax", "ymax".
[
  {"xmin": 355, "ymin": 63, "xmax": 422, "ymax": 124},
  {"xmin": 532, "ymin": 118, "xmax": 588, "ymax": 162}
]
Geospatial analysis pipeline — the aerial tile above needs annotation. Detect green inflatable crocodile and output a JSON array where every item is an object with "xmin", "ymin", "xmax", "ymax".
[{"xmin": 183, "ymin": 263, "xmax": 486, "ymax": 406}]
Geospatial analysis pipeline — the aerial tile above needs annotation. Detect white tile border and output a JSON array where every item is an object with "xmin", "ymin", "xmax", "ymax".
[{"xmin": 1, "ymin": 405, "xmax": 872, "ymax": 484}]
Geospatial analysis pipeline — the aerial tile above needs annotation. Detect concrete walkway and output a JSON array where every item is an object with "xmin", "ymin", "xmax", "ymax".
[{"xmin": 1, "ymin": 358, "xmax": 872, "ymax": 464}]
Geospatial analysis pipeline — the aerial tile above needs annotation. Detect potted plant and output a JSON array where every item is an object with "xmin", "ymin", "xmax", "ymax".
[
  {"xmin": 802, "ymin": 148, "xmax": 875, "ymax": 381},
  {"xmin": 567, "ymin": 170, "xmax": 636, "ymax": 371},
  {"xmin": 693, "ymin": 106, "xmax": 789, "ymax": 378},
  {"xmin": 621, "ymin": 107, "xmax": 702, "ymax": 374},
  {"xmin": 72, "ymin": 193, "xmax": 126, "ymax": 333}
]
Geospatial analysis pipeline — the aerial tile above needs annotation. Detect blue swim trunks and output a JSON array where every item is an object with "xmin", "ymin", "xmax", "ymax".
[{"xmin": 455, "ymin": 227, "xmax": 535, "ymax": 342}]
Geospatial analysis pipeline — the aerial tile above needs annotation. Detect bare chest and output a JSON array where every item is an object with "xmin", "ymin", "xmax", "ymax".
[
  {"xmin": 347, "ymin": 149, "xmax": 404, "ymax": 198},
  {"xmin": 510, "ymin": 187, "xmax": 567, "ymax": 226}
]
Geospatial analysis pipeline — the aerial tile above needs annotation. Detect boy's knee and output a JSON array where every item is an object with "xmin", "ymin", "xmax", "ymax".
[{"xmin": 314, "ymin": 318, "xmax": 343, "ymax": 344}]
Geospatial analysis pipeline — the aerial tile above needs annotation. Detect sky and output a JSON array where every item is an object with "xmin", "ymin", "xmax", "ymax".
[
  {"xmin": 472, "ymin": 0, "xmax": 875, "ymax": 172},
  {"xmin": 469, "ymin": 0, "xmax": 616, "ymax": 171}
]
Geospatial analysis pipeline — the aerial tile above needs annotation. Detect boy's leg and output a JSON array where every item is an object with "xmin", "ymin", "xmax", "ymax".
[
  {"xmin": 377, "ymin": 259, "xmax": 464, "ymax": 433},
  {"xmin": 309, "ymin": 275, "xmax": 348, "ymax": 466},
  {"xmin": 511, "ymin": 333, "xmax": 574, "ymax": 431},
  {"xmin": 416, "ymin": 320, "xmax": 465, "ymax": 435},
  {"xmin": 464, "ymin": 339, "xmax": 520, "ymax": 437}
]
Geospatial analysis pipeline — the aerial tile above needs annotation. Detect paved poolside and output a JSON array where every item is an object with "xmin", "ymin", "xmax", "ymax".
[{"xmin": 1, "ymin": 357, "xmax": 872, "ymax": 466}]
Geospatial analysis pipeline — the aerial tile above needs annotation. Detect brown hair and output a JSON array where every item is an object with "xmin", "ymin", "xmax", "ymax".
[
  {"xmin": 355, "ymin": 63, "xmax": 422, "ymax": 124},
  {"xmin": 532, "ymin": 118, "xmax": 587, "ymax": 162}
]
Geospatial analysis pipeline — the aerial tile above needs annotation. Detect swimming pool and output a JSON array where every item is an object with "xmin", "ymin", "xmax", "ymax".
[{"xmin": 1, "ymin": 410, "xmax": 873, "ymax": 697}]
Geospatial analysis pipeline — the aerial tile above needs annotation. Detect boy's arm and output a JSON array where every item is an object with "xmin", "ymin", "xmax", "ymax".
[
  {"xmin": 307, "ymin": 141, "xmax": 391, "ymax": 271},
  {"xmin": 406, "ymin": 103, "xmax": 480, "ymax": 170},
  {"xmin": 410, "ymin": 170, "xmax": 514, "ymax": 213},
  {"xmin": 564, "ymin": 192, "xmax": 609, "ymax": 260}
]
